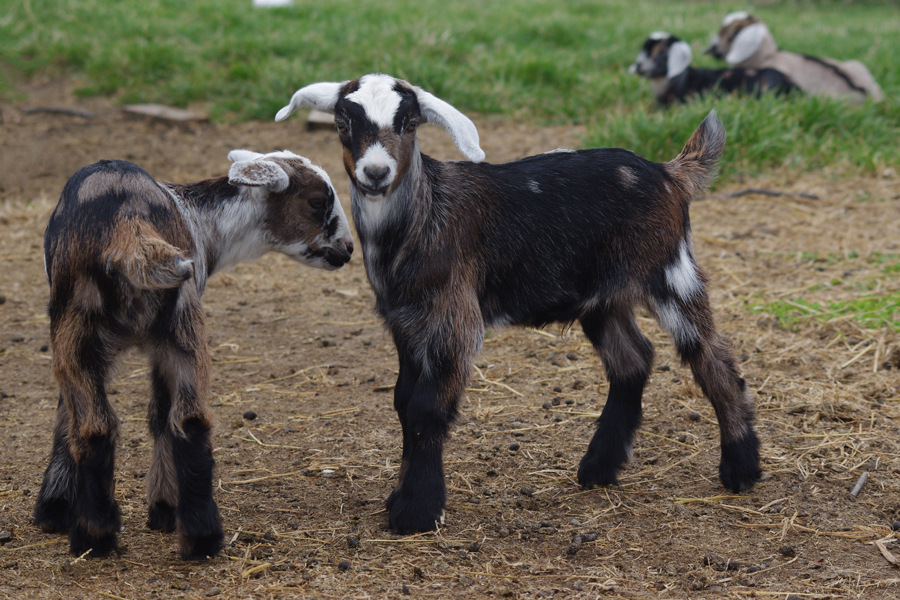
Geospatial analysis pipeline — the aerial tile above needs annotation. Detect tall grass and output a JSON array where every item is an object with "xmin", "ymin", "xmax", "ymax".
[{"xmin": 0, "ymin": 0, "xmax": 897, "ymax": 178}]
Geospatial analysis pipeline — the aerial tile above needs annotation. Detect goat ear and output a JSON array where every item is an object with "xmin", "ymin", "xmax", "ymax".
[
  {"xmin": 415, "ymin": 88, "xmax": 486, "ymax": 163},
  {"xmin": 725, "ymin": 22, "xmax": 768, "ymax": 65},
  {"xmin": 666, "ymin": 41, "xmax": 692, "ymax": 78},
  {"xmin": 227, "ymin": 149, "xmax": 263, "ymax": 163},
  {"xmin": 228, "ymin": 160, "xmax": 290, "ymax": 193},
  {"xmin": 275, "ymin": 81, "xmax": 346, "ymax": 122}
]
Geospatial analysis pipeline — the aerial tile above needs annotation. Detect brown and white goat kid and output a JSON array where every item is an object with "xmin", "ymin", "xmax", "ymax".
[
  {"xmin": 705, "ymin": 11, "xmax": 883, "ymax": 103},
  {"xmin": 35, "ymin": 151, "xmax": 352, "ymax": 559},
  {"xmin": 276, "ymin": 74, "xmax": 761, "ymax": 534}
]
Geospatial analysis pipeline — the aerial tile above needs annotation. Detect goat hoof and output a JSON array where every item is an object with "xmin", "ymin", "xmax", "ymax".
[
  {"xmin": 719, "ymin": 431, "xmax": 761, "ymax": 493},
  {"xmin": 178, "ymin": 530, "xmax": 224, "ymax": 561},
  {"xmin": 576, "ymin": 456, "xmax": 620, "ymax": 490},
  {"xmin": 388, "ymin": 493, "xmax": 444, "ymax": 534},
  {"xmin": 34, "ymin": 497, "xmax": 72, "ymax": 533},
  {"xmin": 148, "ymin": 501, "xmax": 176, "ymax": 532},
  {"xmin": 69, "ymin": 525, "xmax": 119, "ymax": 558}
]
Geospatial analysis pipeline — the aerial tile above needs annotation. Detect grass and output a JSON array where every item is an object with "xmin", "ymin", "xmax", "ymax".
[
  {"xmin": 751, "ymin": 251, "xmax": 900, "ymax": 332},
  {"xmin": 0, "ymin": 0, "xmax": 898, "ymax": 178}
]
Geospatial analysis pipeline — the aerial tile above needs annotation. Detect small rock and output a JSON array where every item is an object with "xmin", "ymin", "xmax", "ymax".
[
  {"xmin": 348, "ymin": 536, "xmax": 359, "ymax": 548},
  {"xmin": 402, "ymin": 585, "xmax": 410, "ymax": 595},
  {"xmin": 746, "ymin": 565, "xmax": 760, "ymax": 573},
  {"xmin": 508, "ymin": 442, "xmax": 520, "ymax": 451},
  {"xmin": 338, "ymin": 560, "xmax": 351, "ymax": 571},
  {"xmin": 687, "ymin": 412, "xmax": 701, "ymax": 422},
  {"xmin": 581, "ymin": 533, "xmax": 597, "ymax": 542},
  {"xmin": 572, "ymin": 582, "xmax": 583, "ymax": 591},
  {"xmin": 551, "ymin": 397, "xmax": 561, "ymax": 406},
  {"xmin": 566, "ymin": 352, "xmax": 579, "ymax": 361},
  {"xmin": 459, "ymin": 575, "xmax": 474, "ymax": 586},
  {"xmin": 205, "ymin": 587, "xmax": 222, "ymax": 597},
  {"xmin": 779, "ymin": 545, "xmax": 796, "ymax": 557},
  {"xmin": 892, "ymin": 522, "xmax": 900, "ymax": 532},
  {"xmin": 0, "ymin": 531, "xmax": 12, "ymax": 545},
  {"xmin": 540, "ymin": 520, "xmax": 554, "ymax": 528},
  {"xmin": 564, "ymin": 398, "xmax": 575, "ymax": 405},
  {"xmin": 569, "ymin": 518, "xmax": 581, "ymax": 527},
  {"xmin": 39, "ymin": 345, "xmax": 49, "ymax": 352},
  {"xmin": 541, "ymin": 402, "xmax": 552, "ymax": 410},
  {"xmin": 787, "ymin": 596, "xmax": 803, "ymax": 600},
  {"xmin": 243, "ymin": 411, "xmax": 257, "ymax": 421},
  {"xmin": 498, "ymin": 587, "xmax": 514, "ymax": 597},
  {"xmin": 520, "ymin": 487, "xmax": 534, "ymax": 497},
  {"xmin": 553, "ymin": 385, "xmax": 563, "ymax": 393},
  {"xmin": 553, "ymin": 414, "xmax": 565, "ymax": 422}
]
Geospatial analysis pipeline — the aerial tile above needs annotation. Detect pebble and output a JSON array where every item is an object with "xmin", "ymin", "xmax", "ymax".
[
  {"xmin": 542, "ymin": 402, "xmax": 552, "ymax": 410},
  {"xmin": 40, "ymin": 345, "xmax": 49, "ymax": 352},
  {"xmin": 687, "ymin": 412, "xmax": 701, "ymax": 422},
  {"xmin": 338, "ymin": 560, "xmax": 351, "ymax": 571},
  {"xmin": 553, "ymin": 414, "xmax": 565, "ymax": 422},
  {"xmin": 779, "ymin": 545, "xmax": 796, "ymax": 557},
  {"xmin": 566, "ymin": 352, "xmax": 579, "ymax": 361},
  {"xmin": 564, "ymin": 398, "xmax": 575, "ymax": 405},
  {"xmin": 892, "ymin": 522, "xmax": 900, "ymax": 532},
  {"xmin": 205, "ymin": 587, "xmax": 222, "ymax": 597},
  {"xmin": 243, "ymin": 411, "xmax": 257, "ymax": 420},
  {"xmin": 746, "ymin": 565, "xmax": 760, "ymax": 573},
  {"xmin": 569, "ymin": 518, "xmax": 582, "ymax": 527},
  {"xmin": 520, "ymin": 487, "xmax": 534, "ymax": 497},
  {"xmin": 348, "ymin": 536, "xmax": 359, "ymax": 548},
  {"xmin": 402, "ymin": 584, "xmax": 410, "ymax": 595},
  {"xmin": 553, "ymin": 385, "xmax": 563, "ymax": 393},
  {"xmin": 508, "ymin": 442, "xmax": 520, "ymax": 451},
  {"xmin": 551, "ymin": 397, "xmax": 561, "ymax": 406},
  {"xmin": 0, "ymin": 531, "xmax": 12, "ymax": 544}
]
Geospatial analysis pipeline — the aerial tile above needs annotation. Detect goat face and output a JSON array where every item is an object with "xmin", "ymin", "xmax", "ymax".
[
  {"xmin": 227, "ymin": 150, "xmax": 353, "ymax": 269},
  {"xmin": 630, "ymin": 32, "xmax": 693, "ymax": 80},
  {"xmin": 705, "ymin": 12, "xmax": 768, "ymax": 64},
  {"xmin": 276, "ymin": 74, "xmax": 486, "ymax": 200}
]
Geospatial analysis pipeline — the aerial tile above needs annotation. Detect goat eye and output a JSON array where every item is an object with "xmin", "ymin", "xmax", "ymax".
[
  {"xmin": 406, "ymin": 118, "xmax": 419, "ymax": 133},
  {"xmin": 308, "ymin": 197, "xmax": 326, "ymax": 210},
  {"xmin": 335, "ymin": 120, "xmax": 349, "ymax": 135}
]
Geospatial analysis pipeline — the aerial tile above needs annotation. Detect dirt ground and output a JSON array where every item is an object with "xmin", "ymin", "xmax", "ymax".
[{"xmin": 1, "ymin": 77, "xmax": 899, "ymax": 600}]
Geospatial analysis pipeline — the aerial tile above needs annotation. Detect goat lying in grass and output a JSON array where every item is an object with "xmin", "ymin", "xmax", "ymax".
[
  {"xmin": 35, "ymin": 150, "xmax": 352, "ymax": 559},
  {"xmin": 706, "ymin": 11, "xmax": 883, "ymax": 103},
  {"xmin": 631, "ymin": 31, "xmax": 797, "ymax": 106},
  {"xmin": 276, "ymin": 74, "xmax": 761, "ymax": 534}
]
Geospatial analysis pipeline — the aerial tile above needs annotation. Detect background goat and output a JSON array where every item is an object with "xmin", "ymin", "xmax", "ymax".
[
  {"xmin": 631, "ymin": 31, "xmax": 797, "ymax": 106},
  {"xmin": 35, "ymin": 150, "xmax": 352, "ymax": 559},
  {"xmin": 276, "ymin": 74, "xmax": 761, "ymax": 534},
  {"xmin": 706, "ymin": 11, "xmax": 883, "ymax": 103}
]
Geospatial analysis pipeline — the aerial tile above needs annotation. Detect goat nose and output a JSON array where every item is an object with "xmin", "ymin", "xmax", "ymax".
[
  {"xmin": 364, "ymin": 164, "xmax": 390, "ymax": 183},
  {"xmin": 344, "ymin": 238, "xmax": 354, "ymax": 255}
]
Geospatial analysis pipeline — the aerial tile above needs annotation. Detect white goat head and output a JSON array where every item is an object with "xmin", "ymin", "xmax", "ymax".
[
  {"xmin": 705, "ymin": 11, "xmax": 770, "ymax": 65},
  {"xmin": 630, "ymin": 32, "xmax": 693, "ymax": 80},
  {"xmin": 226, "ymin": 149, "xmax": 353, "ymax": 269},
  {"xmin": 276, "ymin": 74, "xmax": 485, "ymax": 198}
]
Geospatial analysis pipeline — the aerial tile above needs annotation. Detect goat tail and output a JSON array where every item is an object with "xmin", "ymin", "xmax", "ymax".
[
  {"xmin": 665, "ymin": 110, "xmax": 726, "ymax": 200},
  {"xmin": 104, "ymin": 219, "xmax": 193, "ymax": 290}
]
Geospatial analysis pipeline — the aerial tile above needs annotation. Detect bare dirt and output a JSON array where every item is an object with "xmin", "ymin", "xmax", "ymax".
[{"xmin": 1, "ymin": 77, "xmax": 899, "ymax": 599}]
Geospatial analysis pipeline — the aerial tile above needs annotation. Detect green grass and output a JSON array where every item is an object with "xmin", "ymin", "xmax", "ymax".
[
  {"xmin": 1, "ymin": 0, "xmax": 898, "ymax": 178},
  {"xmin": 751, "ymin": 251, "xmax": 900, "ymax": 331}
]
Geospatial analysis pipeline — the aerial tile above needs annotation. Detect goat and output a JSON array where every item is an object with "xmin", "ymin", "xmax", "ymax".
[
  {"xmin": 34, "ymin": 150, "xmax": 353, "ymax": 559},
  {"xmin": 705, "ymin": 11, "xmax": 883, "ymax": 103},
  {"xmin": 275, "ymin": 74, "xmax": 761, "ymax": 534},
  {"xmin": 630, "ymin": 31, "xmax": 797, "ymax": 106}
]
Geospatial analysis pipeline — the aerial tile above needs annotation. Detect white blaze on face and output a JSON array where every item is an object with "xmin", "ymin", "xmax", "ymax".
[{"xmin": 345, "ymin": 74, "xmax": 403, "ymax": 129}]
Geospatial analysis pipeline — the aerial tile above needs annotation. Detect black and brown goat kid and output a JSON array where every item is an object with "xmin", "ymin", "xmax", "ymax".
[
  {"xmin": 630, "ymin": 32, "xmax": 797, "ymax": 106},
  {"xmin": 276, "ymin": 74, "xmax": 762, "ymax": 534},
  {"xmin": 35, "ymin": 150, "xmax": 352, "ymax": 559}
]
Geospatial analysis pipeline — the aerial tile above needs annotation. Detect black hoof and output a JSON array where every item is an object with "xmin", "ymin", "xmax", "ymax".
[
  {"xmin": 177, "ymin": 498, "xmax": 223, "ymax": 560},
  {"xmin": 178, "ymin": 529, "xmax": 224, "ymax": 561},
  {"xmin": 577, "ymin": 453, "xmax": 622, "ymax": 489},
  {"xmin": 70, "ymin": 523, "xmax": 119, "ymax": 558},
  {"xmin": 148, "ymin": 501, "xmax": 177, "ymax": 532},
  {"xmin": 719, "ymin": 431, "xmax": 762, "ymax": 493},
  {"xmin": 34, "ymin": 497, "xmax": 71, "ymax": 534},
  {"xmin": 387, "ymin": 490, "xmax": 444, "ymax": 534}
]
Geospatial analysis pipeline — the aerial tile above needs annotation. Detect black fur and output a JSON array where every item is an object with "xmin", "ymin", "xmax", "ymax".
[
  {"xmin": 720, "ymin": 431, "xmax": 762, "ymax": 493},
  {"xmin": 172, "ymin": 417, "xmax": 223, "ymax": 560},
  {"xmin": 69, "ymin": 434, "xmax": 121, "ymax": 557}
]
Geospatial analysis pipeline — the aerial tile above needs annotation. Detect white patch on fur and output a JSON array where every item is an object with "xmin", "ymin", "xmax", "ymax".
[
  {"xmin": 212, "ymin": 191, "xmax": 269, "ymax": 274},
  {"xmin": 543, "ymin": 147, "xmax": 576, "ymax": 154},
  {"xmin": 653, "ymin": 299, "xmax": 700, "ymax": 349},
  {"xmin": 346, "ymin": 74, "xmax": 402, "ymax": 129},
  {"xmin": 618, "ymin": 166, "xmax": 638, "ymax": 188},
  {"xmin": 722, "ymin": 11, "xmax": 750, "ymax": 27},
  {"xmin": 666, "ymin": 240, "xmax": 702, "ymax": 300},
  {"xmin": 726, "ymin": 22, "xmax": 768, "ymax": 65},
  {"xmin": 527, "ymin": 180, "xmax": 541, "ymax": 194},
  {"xmin": 356, "ymin": 141, "xmax": 399, "ymax": 192}
]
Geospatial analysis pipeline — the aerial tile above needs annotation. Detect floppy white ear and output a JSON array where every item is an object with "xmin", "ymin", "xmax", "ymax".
[
  {"xmin": 275, "ymin": 81, "xmax": 346, "ymax": 122},
  {"xmin": 667, "ymin": 41, "xmax": 693, "ymax": 78},
  {"xmin": 725, "ymin": 22, "xmax": 768, "ymax": 64},
  {"xmin": 227, "ymin": 149, "xmax": 263, "ymax": 163},
  {"xmin": 415, "ymin": 88, "xmax": 485, "ymax": 163},
  {"xmin": 228, "ymin": 160, "xmax": 290, "ymax": 193}
]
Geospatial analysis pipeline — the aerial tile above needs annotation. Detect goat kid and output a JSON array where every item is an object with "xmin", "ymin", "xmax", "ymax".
[
  {"xmin": 706, "ymin": 11, "xmax": 883, "ymax": 103},
  {"xmin": 631, "ymin": 31, "xmax": 797, "ymax": 106},
  {"xmin": 35, "ymin": 151, "xmax": 352, "ymax": 559},
  {"xmin": 276, "ymin": 74, "xmax": 761, "ymax": 534}
]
